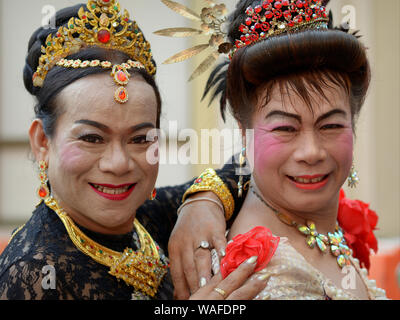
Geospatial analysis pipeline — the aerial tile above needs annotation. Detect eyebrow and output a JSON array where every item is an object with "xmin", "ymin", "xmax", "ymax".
[
  {"xmin": 74, "ymin": 119, "xmax": 155, "ymax": 132},
  {"xmin": 265, "ymin": 108, "xmax": 347, "ymax": 124}
]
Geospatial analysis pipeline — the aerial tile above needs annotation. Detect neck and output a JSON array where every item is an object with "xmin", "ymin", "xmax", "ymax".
[
  {"xmin": 247, "ymin": 180, "xmax": 338, "ymax": 235},
  {"xmin": 50, "ymin": 194, "xmax": 136, "ymax": 235}
]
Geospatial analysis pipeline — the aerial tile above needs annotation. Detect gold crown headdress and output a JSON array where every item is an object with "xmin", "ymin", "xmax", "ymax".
[
  {"xmin": 155, "ymin": 0, "xmax": 329, "ymax": 80},
  {"xmin": 33, "ymin": 0, "xmax": 156, "ymax": 103}
]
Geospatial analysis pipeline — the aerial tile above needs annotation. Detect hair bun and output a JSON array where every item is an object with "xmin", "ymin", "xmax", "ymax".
[{"xmin": 23, "ymin": 4, "xmax": 84, "ymax": 96}]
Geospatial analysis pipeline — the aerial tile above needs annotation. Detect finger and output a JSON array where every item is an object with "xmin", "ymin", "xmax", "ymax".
[
  {"xmin": 194, "ymin": 247, "xmax": 212, "ymax": 288},
  {"xmin": 211, "ymin": 234, "xmax": 227, "ymax": 260},
  {"xmin": 211, "ymin": 249, "xmax": 220, "ymax": 275},
  {"xmin": 181, "ymin": 247, "xmax": 199, "ymax": 295},
  {"xmin": 207, "ymin": 255, "xmax": 258, "ymax": 300},
  {"xmin": 226, "ymin": 272, "xmax": 269, "ymax": 300},
  {"xmin": 169, "ymin": 250, "xmax": 191, "ymax": 300}
]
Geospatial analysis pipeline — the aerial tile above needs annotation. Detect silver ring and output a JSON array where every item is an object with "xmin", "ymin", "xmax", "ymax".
[{"xmin": 197, "ymin": 240, "xmax": 210, "ymax": 250}]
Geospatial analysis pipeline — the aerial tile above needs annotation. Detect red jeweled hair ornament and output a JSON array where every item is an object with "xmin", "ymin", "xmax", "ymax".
[{"xmin": 231, "ymin": 0, "xmax": 329, "ymax": 57}]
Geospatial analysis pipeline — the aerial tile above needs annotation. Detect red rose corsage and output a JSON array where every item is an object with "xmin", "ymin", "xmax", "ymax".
[
  {"xmin": 220, "ymin": 226, "xmax": 279, "ymax": 279},
  {"xmin": 337, "ymin": 189, "xmax": 379, "ymax": 270}
]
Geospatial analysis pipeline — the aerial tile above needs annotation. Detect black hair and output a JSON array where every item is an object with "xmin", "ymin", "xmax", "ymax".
[{"xmin": 203, "ymin": 0, "xmax": 370, "ymax": 129}]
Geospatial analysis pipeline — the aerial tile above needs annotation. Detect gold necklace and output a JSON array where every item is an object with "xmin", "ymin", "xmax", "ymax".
[
  {"xmin": 250, "ymin": 187, "xmax": 352, "ymax": 268},
  {"xmin": 44, "ymin": 197, "xmax": 169, "ymax": 297}
]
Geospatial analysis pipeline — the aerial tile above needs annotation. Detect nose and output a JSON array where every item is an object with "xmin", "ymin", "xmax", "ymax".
[
  {"xmin": 292, "ymin": 130, "xmax": 327, "ymax": 165},
  {"xmin": 99, "ymin": 142, "xmax": 134, "ymax": 176}
]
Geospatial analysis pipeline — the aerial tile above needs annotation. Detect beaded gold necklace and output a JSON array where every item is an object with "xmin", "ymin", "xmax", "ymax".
[
  {"xmin": 44, "ymin": 197, "xmax": 169, "ymax": 297},
  {"xmin": 250, "ymin": 187, "xmax": 352, "ymax": 268}
]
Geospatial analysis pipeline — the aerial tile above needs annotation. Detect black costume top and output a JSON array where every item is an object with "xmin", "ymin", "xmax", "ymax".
[{"xmin": 0, "ymin": 162, "xmax": 246, "ymax": 300}]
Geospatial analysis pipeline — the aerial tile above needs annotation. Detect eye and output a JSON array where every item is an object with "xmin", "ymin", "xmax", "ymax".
[
  {"xmin": 320, "ymin": 124, "xmax": 344, "ymax": 130},
  {"xmin": 130, "ymin": 135, "xmax": 151, "ymax": 144},
  {"xmin": 78, "ymin": 134, "xmax": 104, "ymax": 144},
  {"xmin": 272, "ymin": 126, "xmax": 296, "ymax": 132}
]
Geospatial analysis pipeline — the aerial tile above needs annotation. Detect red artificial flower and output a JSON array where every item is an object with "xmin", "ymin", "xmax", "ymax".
[
  {"xmin": 220, "ymin": 226, "xmax": 279, "ymax": 279},
  {"xmin": 337, "ymin": 189, "xmax": 379, "ymax": 270}
]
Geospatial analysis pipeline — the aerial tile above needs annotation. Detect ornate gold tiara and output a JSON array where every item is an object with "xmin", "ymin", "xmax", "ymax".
[{"xmin": 33, "ymin": 0, "xmax": 155, "ymax": 88}]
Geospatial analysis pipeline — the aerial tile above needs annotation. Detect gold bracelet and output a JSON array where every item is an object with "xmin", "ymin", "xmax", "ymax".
[{"xmin": 182, "ymin": 168, "xmax": 234, "ymax": 221}]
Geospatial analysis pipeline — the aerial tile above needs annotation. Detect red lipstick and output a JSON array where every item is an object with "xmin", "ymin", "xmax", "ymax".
[
  {"xmin": 288, "ymin": 174, "xmax": 329, "ymax": 190},
  {"xmin": 89, "ymin": 183, "xmax": 136, "ymax": 201}
]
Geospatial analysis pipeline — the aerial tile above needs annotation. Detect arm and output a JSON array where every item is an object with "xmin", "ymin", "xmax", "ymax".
[{"xmin": 135, "ymin": 156, "xmax": 249, "ymax": 252}]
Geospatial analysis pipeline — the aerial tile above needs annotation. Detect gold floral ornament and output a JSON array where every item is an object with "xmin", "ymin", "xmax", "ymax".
[
  {"xmin": 154, "ymin": 0, "xmax": 232, "ymax": 81},
  {"xmin": 32, "ymin": 0, "xmax": 156, "ymax": 89}
]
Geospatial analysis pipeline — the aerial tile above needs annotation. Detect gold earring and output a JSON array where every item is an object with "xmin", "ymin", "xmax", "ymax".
[
  {"xmin": 37, "ymin": 160, "xmax": 50, "ymax": 199},
  {"xmin": 347, "ymin": 164, "xmax": 359, "ymax": 188},
  {"xmin": 149, "ymin": 188, "xmax": 157, "ymax": 200}
]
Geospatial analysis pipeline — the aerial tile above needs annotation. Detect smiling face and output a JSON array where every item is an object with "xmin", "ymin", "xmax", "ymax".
[
  {"xmin": 43, "ymin": 73, "xmax": 159, "ymax": 234},
  {"xmin": 246, "ymin": 80, "xmax": 354, "ymax": 215}
]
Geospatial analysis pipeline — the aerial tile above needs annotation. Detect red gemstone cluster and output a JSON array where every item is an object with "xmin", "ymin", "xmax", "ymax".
[{"xmin": 233, "ymin": 0, "xmax": 329, "ymax": 53}]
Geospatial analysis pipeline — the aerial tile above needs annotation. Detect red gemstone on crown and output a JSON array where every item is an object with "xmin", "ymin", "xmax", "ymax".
[
  {"xmin": 274, "ymin": 1, "xmax": 282, "ymax": 9},
  {"xmin": 262, "ymin": 1, "xmax": 270, "ymax": 9},
  {"xmin": 261, "ymin": 22, "xmax": 271, "ymax": 31},
  {"xmin": 265, "ymin": 10, "xmax": 273, "ymax": 19},
  {"xmin": 274, "ymin": 9, "xmax": 283, "ymax": 18},
  {"xmin": 97, "ymin": 29, "xmax": 111, "ymax": 43}
]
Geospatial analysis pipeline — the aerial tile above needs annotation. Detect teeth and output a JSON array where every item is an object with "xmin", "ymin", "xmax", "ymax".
[
  {"xmin": 292, "ymin": 176, "xmax": 325, "ymax": 184},
  {"xmin": 93, "ymin": 184, "xmax": 130, "ymax": 195}
]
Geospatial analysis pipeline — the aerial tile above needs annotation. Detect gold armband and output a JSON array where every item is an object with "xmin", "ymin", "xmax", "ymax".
[{"xmin": 182, "ymin": 168, "xmax": 234, "ymax": 221}]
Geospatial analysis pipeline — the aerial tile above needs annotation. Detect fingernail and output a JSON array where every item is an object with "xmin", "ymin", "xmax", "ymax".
[
  {"xmin": 199, "ymin": 277, "xmax": 207, "ymax": 288},
  {"xmin": 257, "ymin": 274, "xmax": 269, "ymax": 281},
  {"xmin": 246, "ymin": 256, "xmax": 258, "ymax": 264},
  {"xmin": 227, "ymin": 240, "xmax": 233, "ymax": 245},
  {"xmin": 219, "ymin": 249, "xmax": 226, "ymax": 257}
]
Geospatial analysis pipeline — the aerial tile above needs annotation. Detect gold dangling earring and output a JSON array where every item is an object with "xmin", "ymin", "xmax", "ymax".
[
  {"xmin": 149, "ymin": 188, "xmax": 157, "ymax": 200},
  {"xmin": 37, "ymin": 160, "xmax": 50, "ymax": 199},
  {"xmin": 347, "ymin": 163, "xmax": 359, "ymax": 188},
  {"xmin": 238, "ymin": 146, "xmax": 246, "ymax": 198}
]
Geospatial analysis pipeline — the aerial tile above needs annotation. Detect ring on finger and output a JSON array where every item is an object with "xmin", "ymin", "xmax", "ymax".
[
  {"xmin": 213, "ymin": 287, "xmax": 227, "ymax": 298},
  {"xmin": 197, "ymin": 240, "xmax": 210, "ymax": 250}
]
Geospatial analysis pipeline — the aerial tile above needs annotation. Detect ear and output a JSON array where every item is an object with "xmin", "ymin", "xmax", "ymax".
[{"xmin": 29, "ymin": 119, "xmax": 50, "ymax": 163}]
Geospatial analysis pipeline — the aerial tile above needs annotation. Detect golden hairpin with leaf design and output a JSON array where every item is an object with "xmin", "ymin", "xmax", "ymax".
[{"xmin": 154, "ymin": 0, "xmax": 232, "ymax": 81}]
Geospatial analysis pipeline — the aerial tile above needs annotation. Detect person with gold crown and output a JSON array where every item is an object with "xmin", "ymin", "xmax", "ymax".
[
  {"xmin": 159, "ymin": 0, "xmax": 389, "ymax": 299},
  {"xmin": 0, "ymin": 0, "xmax": 269, "ymax": 300}
]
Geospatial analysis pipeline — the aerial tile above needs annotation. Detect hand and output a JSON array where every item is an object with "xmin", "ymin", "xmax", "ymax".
[
  {"xmin": 168, "ymin": 191, "xmax": 227, "ymax": 300},
  {"xmin": 189, "ymin": 255, "xmax": 267, "ymax": 300}
]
